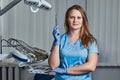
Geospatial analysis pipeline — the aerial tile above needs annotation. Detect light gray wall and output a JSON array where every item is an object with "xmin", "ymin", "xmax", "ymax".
[
  {"xmin": 87, "ymin": 0, "xmax": 120, "ymax": 80},
  {"xmin": 0, "ymin": 0, "xmax": 55, "ymax": 55},
  {"xmin": 87, "ymin": 0, "xmax": 120, "ymax": 66}
]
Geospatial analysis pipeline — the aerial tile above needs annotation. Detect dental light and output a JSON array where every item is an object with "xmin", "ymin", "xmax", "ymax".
[{"xmin": 24, "ymin": 0, "xmax": 52, "ymax": 13}]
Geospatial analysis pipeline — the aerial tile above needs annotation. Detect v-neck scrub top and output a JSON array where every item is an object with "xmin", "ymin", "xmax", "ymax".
[{"xmin": 55, "ymin": 33, "xmax": 98, "ymax": 80}]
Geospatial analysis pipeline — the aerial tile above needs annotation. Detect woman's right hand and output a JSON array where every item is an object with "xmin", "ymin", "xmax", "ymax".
[{"xmin": 52, "ymin": 25, "xmax": 60, "ymax": 46}]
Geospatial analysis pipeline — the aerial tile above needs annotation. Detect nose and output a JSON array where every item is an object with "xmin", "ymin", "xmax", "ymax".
[{"xmin": 73, "ymin": 17, "xmax": 77, "ymax": 22}]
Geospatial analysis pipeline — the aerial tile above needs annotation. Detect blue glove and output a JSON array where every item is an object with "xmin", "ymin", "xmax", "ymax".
[
  {"xmin": 52, "ymin": 25, "xmax": 60, "ymax": 46},
  {"xmin": 52, "ymin": 67, "xmax": 68, "ymax": 74}
]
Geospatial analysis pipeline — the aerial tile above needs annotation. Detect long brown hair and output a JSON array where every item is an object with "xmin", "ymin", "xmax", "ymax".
[{"xmin": 64, "ymin": 5, "xmax": 97, "ymax": 48}]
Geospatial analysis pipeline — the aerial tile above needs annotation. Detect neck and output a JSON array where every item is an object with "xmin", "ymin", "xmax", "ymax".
[
  {"xmin": 69, "ymin": 30, "xmax": 80, "ymax": 38},
  {"xmin": 68, "ymin": 30, "xmax": 80, "ymax": 43}
]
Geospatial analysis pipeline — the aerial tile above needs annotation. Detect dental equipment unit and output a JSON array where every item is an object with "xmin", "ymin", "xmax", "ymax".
[{"xmin": 0, "ymin": 38, "xmax": 53, "ymax": 75}]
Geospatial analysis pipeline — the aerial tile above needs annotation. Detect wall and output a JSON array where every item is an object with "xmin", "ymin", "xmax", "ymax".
[
  {"xmin": 87, "ymin": 0, "xmax": 120, "ymax": 66},
  {"xmin": 87, "ymin": 0, "xmax": 120, "ymax": 80},
  {"xmin": 92, "ymin": 66, "xmax": 120, "ymax": 80},
  {"xmin": 0, "ymin": 0, "xmax": 56, "ymax": 55}
]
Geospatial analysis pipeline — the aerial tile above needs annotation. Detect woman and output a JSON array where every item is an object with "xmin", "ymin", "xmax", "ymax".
[{"xmin": 48, "ymin": 4, "xmax": 99, "ymax": 80}]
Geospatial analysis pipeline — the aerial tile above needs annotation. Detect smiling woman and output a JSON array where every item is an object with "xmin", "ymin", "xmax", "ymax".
[
  {"xmin": 48, "ymin": 4, "xmax": 99, "ymax": 80},
  {"xmin": 67, "ymin": 9, "xmax": 83, "ymax": 33}
]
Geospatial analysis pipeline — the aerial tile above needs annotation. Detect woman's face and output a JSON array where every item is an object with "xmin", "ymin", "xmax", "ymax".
[{"xmin": 67, "ymin": 9, "xmax": 83, "ymax": 31}]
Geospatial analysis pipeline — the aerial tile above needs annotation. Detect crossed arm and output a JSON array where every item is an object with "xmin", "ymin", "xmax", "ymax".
[
  {"xmin": 48, "ymin": 45, "xmax": 98, "ymax": 75},
  {"xmin": 67, "ymin": 53, "xmax": 98, "ymax": 75}
]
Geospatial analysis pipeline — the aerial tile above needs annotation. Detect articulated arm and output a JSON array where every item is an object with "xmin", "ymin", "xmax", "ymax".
[
  {"xmin": 0, "ymin": 0, "xmax": 52, "ymax": 16},
  {"xmin": 0, "ymin": 0, "xmax": 22, "ymax": 16}
]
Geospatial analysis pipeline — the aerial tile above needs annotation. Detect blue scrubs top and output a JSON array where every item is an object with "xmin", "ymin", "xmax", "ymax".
[{"xmin": 55, "ymin": 33, "xmax": 98, "ymax": 80}]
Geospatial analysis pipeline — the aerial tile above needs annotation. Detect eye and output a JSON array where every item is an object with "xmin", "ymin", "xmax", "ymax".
[
  {"xmin": 69, "ymin": 16, "xmax": 74, "ymax": 19},
  {"xmin": 77, "ymin": 16, "xmax": 82, "ymax": 19}
]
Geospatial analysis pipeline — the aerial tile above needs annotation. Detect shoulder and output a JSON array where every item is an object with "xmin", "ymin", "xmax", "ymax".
[
  {"xmin": 60, "ymin": 33, "xmax": 68, "ymax": 44},
  {"xmin": 88, "ymin": 40, "xmax": 99, "ymax": 54},
  {"xmin": 60, "ymin": 33, "xmax": 68, "ymax": 39}
]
